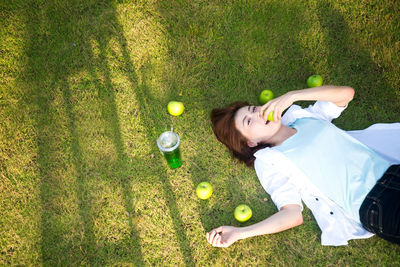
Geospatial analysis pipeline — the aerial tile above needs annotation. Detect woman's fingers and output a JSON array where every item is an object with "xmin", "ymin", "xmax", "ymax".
[
  {"xmin": 274, "ymin": 106, "xmax": 281, "ymax": 122},
  {"xmin": 261, "ymin": 104, "xmax": 273, "ymax": 121},
  {"xmin": 259, "ymin": 102, "xmax": 271, "ymax": 118},
  {"xmin": 214, "ymin": 234, "xmax": 230, "ymax": 247},
  {"xmin": 207, "ymin": 227, "xmax": 222, "ymax": 244},
  {"xmin": 206, "ymin": 231, "xmax": 212, "ymax": 243},
  {"xmin": 264, "ymin": 106, "xmax": 279, "ymax": 122},
  {"xmin": 206, "ymin": 227, "xmax": 228, "ymax": 247},
  {"xmin": 207, "ymin": 231, "xmax": 222, "ymax": 247},
  {"xmin": 207, "ymin": 230, "xmax": 218, "ymax": 245},
  {"xmin": 213, "ymin": 226, "xmax": 224, "ymax": 233},
  {"xmin": 206, "ymin": 226, "xmax": 238, "ymax": 248},
  {"xmin": 213, "ymin": 234, "xmax": 221, "ymax": 247},
  {"xmin": 262, "ymin": 100, "xmax": 281, "ymax": 122},
  {"xmin": 260, "ymin": 92, "xmax": 295, "ymax": 122}
]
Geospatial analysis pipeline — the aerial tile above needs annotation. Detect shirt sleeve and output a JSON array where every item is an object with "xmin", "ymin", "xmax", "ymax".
[
  {"xmin": 282, "ymin": 101, "xmax": 347, "ymax": 126},
  {"xmin": 348, "ymin": 123, "xmax": 400, "ymax": 164},
  {"xmin": 254, "ymin": 159, "xmax": 303, "ymax": 211},
  {"xmin": 303, "ymin": 101, "xmax": 347, "ymax": 122}
]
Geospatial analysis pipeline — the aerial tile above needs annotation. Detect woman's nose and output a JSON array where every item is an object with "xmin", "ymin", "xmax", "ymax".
[
  {"xmin": 250, "ymin": 110, "xmax": 261, "ymax": 119},
  {"xmin": 256, "ymin": 107, "xmax": 262, "ymax": 118}
]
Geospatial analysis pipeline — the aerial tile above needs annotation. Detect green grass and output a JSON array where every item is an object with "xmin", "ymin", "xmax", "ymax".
[{"xmin": 1, "ymin": 0, "xmax": 399, "ymax": 265}]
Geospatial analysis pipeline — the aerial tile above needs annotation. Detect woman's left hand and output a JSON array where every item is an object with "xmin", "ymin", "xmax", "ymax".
[
  {"xmin": 259, "ymin": 92, "xmax": 295, "ymax": 122},
  {"xmin": 206, "ymin": 226, "xmax": 242, "ymax": 247}
]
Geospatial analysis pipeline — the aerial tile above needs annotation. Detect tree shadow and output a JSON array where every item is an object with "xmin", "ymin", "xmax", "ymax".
[
  {"xmin": 112, "ymin": 25, "xmax": 197, "ymax": 267},
  {"xmin": 153, "ymin": 0, "xmax": 315, "ymax": 259},
  {"xmin": 83, "ymin": 38, "xmax": 145, "ymax": 265},
  {"xmin": 315, "ymin": 0, "xmax": 400, "ymax": 129},
  {"xmin": 26, "ymin": 8, "xmax": 99, "ymax": 266},
  {"xmin": 24, "ymin": 0, "xmax": 145, "ymax": 265},
  {"xmin": 18, "ymin": 0, "xmax": 400, "ymax": 265},
  {"xmin": 314, "ymin": 0, "xmax": 400, "ymax": 248}
]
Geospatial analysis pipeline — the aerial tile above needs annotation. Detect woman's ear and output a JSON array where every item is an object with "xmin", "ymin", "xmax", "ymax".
[{"xmin": 247, "ymin": 140, "xmax": 258, "ymax": 147}]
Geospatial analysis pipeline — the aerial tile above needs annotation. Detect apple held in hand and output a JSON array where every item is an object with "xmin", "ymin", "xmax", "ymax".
[
  {"xmin": 167, "ymin": 101, "xmax": 185, "ymax": 116},
  {"xmin": 267, "ymin": 111, "xmax": 274, "ymax": 122},
  {"xmin": 306, "ymin": 75, "xmax": 323, "ymax": 88},
  {"xmin": 234, "ymin": 204, "xmax": 252, "ymax": 222},
  {"xmin": 196, "ymin": 182, "xmax": 213, "ymax": 200},
  {"xmin": 259, "ymin": 90, "xmax": 274, "ymax": 105},
  {"xmin": 262, "ymin": 110, "xmax": 274, "ymax": 122}
]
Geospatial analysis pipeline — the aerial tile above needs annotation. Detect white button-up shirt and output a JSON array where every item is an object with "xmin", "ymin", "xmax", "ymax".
[{"xmin": 254, "ymin": 101, "xmax": 400, "ymax": 246}]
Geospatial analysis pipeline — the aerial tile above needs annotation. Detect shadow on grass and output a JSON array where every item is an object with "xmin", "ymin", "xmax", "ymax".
[
  {"xmin": 61, "ymin": 80, "xmax": 98, "ymax": 262},
  {"xmin": 26, "ymin": 0, "xmax": 315, "ymax": 262},
  {"xmin": 24, "ymin": 0, "xmax": 145, "ymax": 265},
  {"xmin": 26, "ymin": 8, "xmax": 99, "ymax": 265},
  {"xmin": 154, "ymin": 0, "xmax": 314, "ymax": 225},
  {"xmin": 316, "ymin": 0, "xmax": 400, "ymax": 129},
  {"xmin": 315, "ymin": 1, "xmax": 400, "ymax": 249},
  {"xmin": 111, "ymin": 23, "xmax": 197, "ymax": 267},
  {"xmin": 21, "ymin": 0, "xmax": 399, "ymax": 265},
  {"xmin": 83, "ymin": 39, "xmax": 145, "ymax": 265}
]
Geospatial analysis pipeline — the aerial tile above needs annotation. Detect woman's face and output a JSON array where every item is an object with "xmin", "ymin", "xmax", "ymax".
[{"xmin": 234, "ymin": 105, "xmax": 281, "ymax": 146}]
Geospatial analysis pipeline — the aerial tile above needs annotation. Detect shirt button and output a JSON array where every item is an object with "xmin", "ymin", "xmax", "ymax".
[
  {"xmin": 330, "ymin": 211, "xmax": 334, "ymax": 215},
  {"xmin": 315, "ymin": 198, "xmax": 319, "ymax": 201}
]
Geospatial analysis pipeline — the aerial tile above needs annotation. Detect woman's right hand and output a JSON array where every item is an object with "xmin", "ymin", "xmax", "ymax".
[
  {"xmin": 259, "ymin": 92, "xmax": 295, "ymax": 122},
  {"xmin": 259, "ymin": 86, "xmax": 355, "ymax": 121},
  {"xmin": 206, "ymin": 226, "xmax": 243, "ymax": 248}
]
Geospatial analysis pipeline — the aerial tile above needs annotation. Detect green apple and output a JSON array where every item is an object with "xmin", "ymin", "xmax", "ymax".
[
  {"xmin": 259, "ymin": 90, "xmax": 274, "ymax": 105},
  {"xmin": 196, "ymin": 182, "xmax": 213, "ymax": 200},
  {"xmin": 267, "ymin": 111, "xmax": 274, "ymax": 122},
  {"xmin": 262, "ymin": 110, "xmax": 274, "ymax": 122},
  {"xmin": 306, "ymin": 75, "xmax": 323, "ymax": 88},
  {"xmin": 167, "ymin": 101, "xmax": 185, "ymax": 116},
  {"xmin": 234, "ymin": 204, "xmax": 252, "ymax": 222}
]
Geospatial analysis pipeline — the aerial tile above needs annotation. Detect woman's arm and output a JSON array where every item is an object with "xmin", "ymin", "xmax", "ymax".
[
  {"xmin": 206, "ymin": 204, "xmax": 303, "ymax": 247},
  {"xmin": 260, "ymin": 85, "xmax": 355, "ymax": 122}
]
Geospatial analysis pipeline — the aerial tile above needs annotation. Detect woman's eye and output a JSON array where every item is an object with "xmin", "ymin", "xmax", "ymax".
[
  {"xmin": 252, "ymin": 106, "xmax": 256, "ymax": 112},
  {"xmin": 247, "ymin": 119, "xmax": 251, "ymax": 125}
]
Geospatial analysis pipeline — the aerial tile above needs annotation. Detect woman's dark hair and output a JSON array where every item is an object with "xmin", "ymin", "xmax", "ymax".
[{"xmin": 210, "ymin": 101, "xmax": 270, "ymax": 167}]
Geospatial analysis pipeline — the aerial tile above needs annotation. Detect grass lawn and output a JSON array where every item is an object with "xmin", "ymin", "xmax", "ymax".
[{"xmin": 1, "ymin": 0, "xmax": 400, "ymax": 265}]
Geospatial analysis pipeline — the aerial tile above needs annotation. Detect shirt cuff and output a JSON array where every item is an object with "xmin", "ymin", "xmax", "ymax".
[{"xmin": 313, "ymin": 101, "xmax": 347, "ymax": 120}]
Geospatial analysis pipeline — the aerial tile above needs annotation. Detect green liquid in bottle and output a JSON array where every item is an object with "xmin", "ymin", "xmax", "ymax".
[{"xmin": 164, "ymin": 148, "xmax": 181, "ymax": 169}]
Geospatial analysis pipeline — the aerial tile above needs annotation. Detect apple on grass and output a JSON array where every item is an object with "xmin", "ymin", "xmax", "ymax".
[
  {"xmin": 307, "ymin": 75, "xmax": 323, "ymax": 88},
  {"xmin": 196, "ymin": 182, "xmax": 213, "ymax": 200},
  {"xmin": 259, "ymin": 90, "xmax": 274, "ymax": 105},
  {"xmin": 167, "ymin": 101, "xmax": 185, "ymax": 116},
  {"xmin": 234, "ymin": 204, "xmax": 252, "ymax": 222}
]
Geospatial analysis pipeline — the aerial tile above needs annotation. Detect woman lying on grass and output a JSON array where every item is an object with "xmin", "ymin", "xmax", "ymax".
[{"xmin": 207, "ymin": 85, "xmax": 400, "ymax": 247}]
